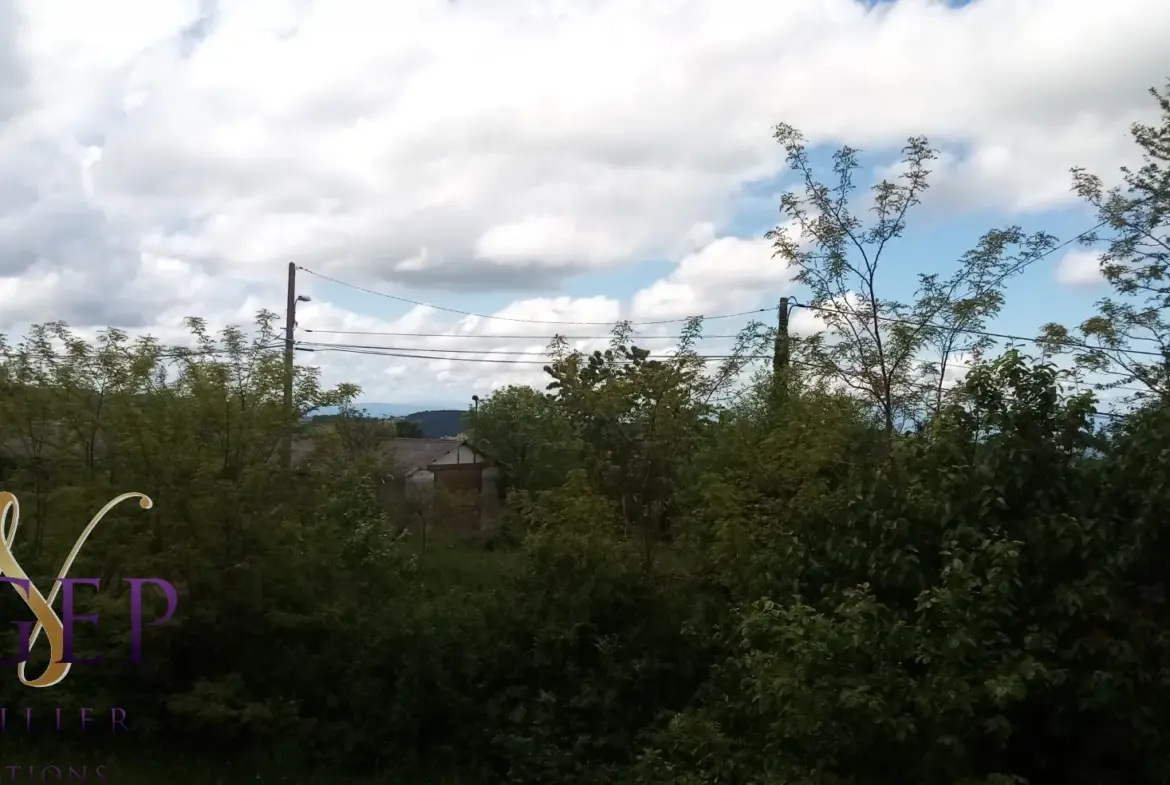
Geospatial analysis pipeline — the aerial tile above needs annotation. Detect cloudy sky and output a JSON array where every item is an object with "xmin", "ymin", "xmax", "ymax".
[{"xmin": 1, "ymin": 0, "xmax": 1167, "ymax": 408}]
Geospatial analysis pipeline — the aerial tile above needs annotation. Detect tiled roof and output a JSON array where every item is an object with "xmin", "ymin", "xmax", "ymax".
[
  {"xmin": 290, "ymin": 436, "xmax": 486, "ymax": 473},
  {"xmin": 380, "ymin": 438, "xmax": 462, "ymax": 472}
]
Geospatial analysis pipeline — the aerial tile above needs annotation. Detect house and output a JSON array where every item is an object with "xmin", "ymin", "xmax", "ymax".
[
  {"xmin": 378, "ymin": 438, "xmax": 501, "ymax": 534},
  {"xmin": 290, "ymin": 433, "xmax": 501, "ymax": 533},
  {"xmin": 384, "ymin": 437, "xmax": 497, "ymax": 494}
]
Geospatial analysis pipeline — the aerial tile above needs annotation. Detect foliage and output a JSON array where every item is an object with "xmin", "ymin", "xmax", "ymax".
[
  {"xmin": 467, "ymin": 384, "xmax": 580, "ymax": 492},
  {"xmin": 632, "ymin": 353, "xmax": 1170, "ymax": 785},
  {"xmin": 1041, "ymin": 81, "xmax": 1170, "ymax": 401},
  {"xmin": 3, "ymin": 87, "xmax": 1170, "ymax": 785},
  {"xmin": 402, "ymin": 409, "xmax": 465, "ymax": 437},
  {"xmin": 768, "ymin": 126, "xmax": 1056, "ymax": 431},
  {"xmin": 311, "ymin": 411, "xmax": 426, "ymax": 438}
]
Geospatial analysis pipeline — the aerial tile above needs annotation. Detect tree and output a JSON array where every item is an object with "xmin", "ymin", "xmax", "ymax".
[
  {"xmin": 1041, "ymin": 81, "xmax": 1170, "ymax": 402},
  {"xmin": 470, "ymin": 384, "xmax": 580, "ymax": 492},
  {"xmin": 636, "ymin": 351, "xmax": 1170, "ymax": 785},
  {"xmin": 767, "ymin": 125, "xmax": 1057, "ymax": 432},
  {"xmin": 393, "ymin": 417, "xmax": 425, "ymax": 438},
  {"xmin": 543, "ymin": 321, "xmax": 713, "ymax": 546}
]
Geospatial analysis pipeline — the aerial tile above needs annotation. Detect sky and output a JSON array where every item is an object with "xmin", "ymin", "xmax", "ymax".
[{"xmin": 0, "ymin": 0, "xmax": 1168, "ymax": 409}]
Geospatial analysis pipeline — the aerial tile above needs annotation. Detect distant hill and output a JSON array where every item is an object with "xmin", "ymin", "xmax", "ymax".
[
  {"xmin": 309, "ymin": 402, "xmax": 467, "ymax": 419},
  {"xmin": 403, "ymin": 409, "xmax": 465, "ymax": 438},
  {"xmin": 305, "ymin": 403, "xmax": 467, "ymax": 437}
]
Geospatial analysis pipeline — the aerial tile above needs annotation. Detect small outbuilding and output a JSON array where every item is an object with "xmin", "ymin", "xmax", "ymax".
[{"xmin": 378, "ymin": 438, "xmax": 501, "ymax": 534}]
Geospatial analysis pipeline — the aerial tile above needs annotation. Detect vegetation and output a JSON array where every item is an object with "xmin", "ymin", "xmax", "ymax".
[
  {"xmin": 403, "ymin": 409, "xmax": 467, "ymax": 438},
  {"xmin": 311, "ymin": 410, "xmax": 428, "ymax": 437},
  {"xmin": 0, "ymin": 82, "xmax": 1168, "ymax": 785}
]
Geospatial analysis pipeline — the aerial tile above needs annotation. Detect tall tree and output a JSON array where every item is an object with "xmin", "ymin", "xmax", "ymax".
[
  {"xmin": 1041, "ymin": 81, "xmax": 1170, "ymax": 402},
  {"xmin": 768, "ymin": 125, "xmax": 1057, "ymax": 431},
  {"xmin": 544, "ymin": 320, "xmax": 714, "ymax": 544},
  {"xmin": 468, "ymin": 384, "xmax": 580, "ymax": 492}
]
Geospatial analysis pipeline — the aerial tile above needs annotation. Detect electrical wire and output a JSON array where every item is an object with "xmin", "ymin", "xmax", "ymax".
[
  {"xmin": 296, "ymin": 213, "xmax": 1137, "ymax": 329},
  {"xmin": 295, "ymin": 344, "xmax": 1143, "ymax": 420},
  {"xmin": 789, "ymin": 301, "xmax": 1168, "ymax": 357},
  {"xmin": 309, "ymin": 334, "xmax": 1142, "ymax": 378},
  {"xmin": 295, "ymin": 344, "xmax": 552, "ymax": 365},
  {"xmin": 296, "ymin": 265, "xmax": 770, "ymax": 326},
  {"xmin": 302, "ymin": 328, "xmax": 749, "ymax": 340},
  {"xmin": 294, "ymin": 339, "xmax": 1154, "ymax": 397},
  {"xmin": 298, "ymin": 296, "xmax": 1168, "ymax": 363},
  {"xmin": 0, "ymin": 346, "xmax": 275, "ymax": 361}
]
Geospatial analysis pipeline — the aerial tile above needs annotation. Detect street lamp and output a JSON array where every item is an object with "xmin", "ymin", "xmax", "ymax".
[
  {"xmin": 471, "ymin": 395, "xmax": 479, "ymax": 442},
  {"xmin": 292, "ymin": 295, "xmax": 311, "ymax": 329}
]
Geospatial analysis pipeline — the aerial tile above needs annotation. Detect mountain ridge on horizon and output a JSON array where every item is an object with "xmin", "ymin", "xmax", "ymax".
[
  {"xmin": 314, "ymin": 402, "xmax": 470, "ymax": 419},
  {"xmin": 308, "ymin": 403, "xmax": 468, "ymax": 438}
]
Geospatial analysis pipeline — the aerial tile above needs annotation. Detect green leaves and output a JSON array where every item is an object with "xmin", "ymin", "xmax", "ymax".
[
  {"xmin": 4, "ymin": 97, "xmax": 1170, "ymax": 785},
  {"xmin": 642, "ymin": 344, "xmax": 1170, "ymax": 785},
  {"xmin": 471, "ymin": 385, "xmax": 580, "ymax": 493},
  {"xmin": 1043, "ymin": 83, "xmax": 1170, "ymax": 402},
  {"xmin": 768, "ymin": 124, "xmax": 1057, "ymax": 434}
]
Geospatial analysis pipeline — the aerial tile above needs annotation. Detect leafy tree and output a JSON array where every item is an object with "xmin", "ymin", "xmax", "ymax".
[
  {"xmin": 393, "ymin": 417, "xmax": 426, "ymax": 438},
  {"xmin": 1041, "ymin": 81, "xmax": 1170, "ymax": 401},
  {"xmin": 768, "ymin": 125, "xmax": 1057, "ymax": 431},
  {"xmin": 466, "ymin": 384, "xmax": 579, "ymax": 492},
  {"xmin": 543, "ymin": 320, "xmax": 721, "ymax": 547},
  {"xmin": 637, "ymin": 352, "xmax": 1170, "ymax": 785}
]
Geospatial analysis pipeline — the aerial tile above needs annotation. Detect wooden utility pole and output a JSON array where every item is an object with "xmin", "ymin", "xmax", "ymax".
[
  {"xmin": 772, "ymin": 296, "xmax": 791, "ymax": 405},
  {"xmin": 775, "ymin": 297, "xmax": 790, "ymax": 371},
  {"xmin": 282, "ymin": 262, "xmax": 296, "ymax": 471}
]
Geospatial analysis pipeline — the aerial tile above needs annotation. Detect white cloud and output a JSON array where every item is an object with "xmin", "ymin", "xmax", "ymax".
[
  {"xmin": 631, "ymin": 236, "xmax": 790, "ymax": 319},
  {"xmin": 1, "ymin": 0, "xmax": 1168, "ymax": 399},
  {"xmin": 1054, "ymin": 249, "xmax": 1106, "ymax": 287}
]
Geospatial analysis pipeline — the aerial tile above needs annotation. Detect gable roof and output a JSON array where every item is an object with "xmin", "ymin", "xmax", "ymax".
[
  {"xmin": 383, "ymin": 438, "xmax": 464, "ymax": 472},
  {"xmin": 289, "ymin": 435, "xmax": 489, "ymax": 473}
]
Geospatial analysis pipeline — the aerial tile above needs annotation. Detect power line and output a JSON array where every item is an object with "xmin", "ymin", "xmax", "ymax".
[
  {"xmin": 296, "ymin": 265, "xmax": 769, "ymax": 326},
  {"xmin": 296, "ymin": 213, "xmax": 1127, "ymax": 330},
  {"xmin": 301, "ymin": 328, "xmax": 750, "ymax": 340},
  {"xmin": 296, "ymin": 331, "xmax": 1144, "ymax": 377},
  {"xmin": 296, "ymin": 338, "xmax": 1141, "ymax": 377},
  {"xmin": 296, "ymin": 345, "xmax": 1146, "ymax": 418},
  {"xmin": 295, "ymin": 339, "xmax": 1153, "ymax": 396},
  {"xmin": 300, "ymin": 341, "xmax": 632, "ymax": 357},
  {"xmin": 296, "ymin": 344, "xmax": 552, "ymax": 365},
  {"xmin": 296, "ymin": 340, "xmax": 735, "ymax": 362},
  {"xmin": 0, "ymin": 346, "xmax": 277, "ymax": 361},
  {"xmin": 790, "ymin": 301, "xmax": 1169, "ymax": 358},
  {"xmin": 1008, "ymin": 215, "xmax": 1116, "ymax": 270}
]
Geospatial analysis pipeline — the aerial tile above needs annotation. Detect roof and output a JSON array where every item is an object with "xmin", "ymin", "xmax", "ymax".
[
  {"xmin": 382, "ymin": 438, "xmax": 466, "ymax": 472},
  {"xmin": 289, "ymin": 435, "xmax": 489, "ymax": 473}
]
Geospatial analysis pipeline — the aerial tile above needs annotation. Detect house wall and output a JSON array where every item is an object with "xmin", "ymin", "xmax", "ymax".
[
  {"xmin": 432, "ymin": 464, "xmax": 483, "ymax": 533},
  {"xmin": 385, "ymin": 444, "xmax": 500, "ymax": 537}
]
